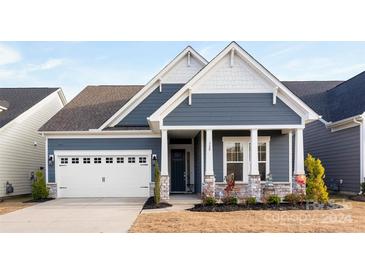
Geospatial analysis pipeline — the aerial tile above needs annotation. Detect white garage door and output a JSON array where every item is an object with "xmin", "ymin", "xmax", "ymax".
[{"xmin": 55, "ymin": 150, "xmax": 151, "ymax": 198}]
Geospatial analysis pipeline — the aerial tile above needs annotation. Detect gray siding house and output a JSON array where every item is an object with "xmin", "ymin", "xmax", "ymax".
[
  {"xmin": 39, "ymin": 42, "xmax": 319, "ymax": 199},
  {"xmin": 285, "ymin": 73, "xmax": 365, "ymax": 194}
]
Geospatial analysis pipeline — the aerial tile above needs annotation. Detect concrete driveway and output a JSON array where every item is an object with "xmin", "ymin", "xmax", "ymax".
[{"xmin": 0, "ymin": 198, "xmax": 146, "ymax": 233}]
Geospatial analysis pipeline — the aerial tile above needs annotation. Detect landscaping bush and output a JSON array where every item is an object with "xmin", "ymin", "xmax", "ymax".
[
  {"xmin": 31, "ymin": 170, "xmax": 49, "ymax": 200},
  {"xmin": 203, "ymin": 196, "xmax": 217, "ymax": 206},
  {"xmin": 223, "ymin": 196, "xmax": 238, "ymax": 205},
  {"xmin": 284, "ymin": 193, "xmax": 306, "ymax": 205},
  {"xmin": 305, "ymin": 154, "xmax": 329, "ymax": 203},
  {"xmin": 361, "ymin": 182, "xmax": 365, "ymax": 195},
  {"xmin": 153, "ymin": 160, "xmax": 161, "ymax": 204},
  {"xmin": 267, "ymin": 194, "xmax": 281, "ymax": 205},
  {"xmin": 245, "ymin": 196, "xmax": 256, "ymax": 205}
]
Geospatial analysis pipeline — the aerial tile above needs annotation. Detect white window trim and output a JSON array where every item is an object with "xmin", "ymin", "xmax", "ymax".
[{"xmin": 222, "ymin": 136, "xmax": 270, "ymax": 183}]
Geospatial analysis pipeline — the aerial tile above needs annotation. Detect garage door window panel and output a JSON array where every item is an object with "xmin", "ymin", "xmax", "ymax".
[{"xmin": 72, "ymin": 158, "xmax": 79, "ymax": 164}]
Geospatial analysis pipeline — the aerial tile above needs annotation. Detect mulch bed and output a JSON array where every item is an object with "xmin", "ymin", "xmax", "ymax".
[
  {"xmin": 23, "ymin": 198, "xmax": 55, "ymax": 203},
  {"xmin": 142, "ymin": 197, "xmax": 173, "ymax": 210},
  {"xmin": 188, "ymin": 202, "xmax": 343, "ymax": 212},
  {"xmin": 349, "ymin": 195, "xmax": 365, "ymax": 202}
]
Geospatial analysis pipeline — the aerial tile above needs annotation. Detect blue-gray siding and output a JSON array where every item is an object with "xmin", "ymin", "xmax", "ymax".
[
  {"xmin": 194, "ymin": 132, "xmax": 202, "ymax": 193},
  {"xmin": 212, "ymin": 130, "xmax": 289, "ymax": 182},
  {"xmin": 117, "ymin": 84, "xmax": 184, "ymax": 126},
  {"xmin": 164, "ymin": 93, "xmax": 301, "ymax": 126},
  {"xmin": 304, "ymin": 120, "xmax": 361, "ymax": 193},
  {"xmin": 48, "ymin": 138, "xmax": 161, "ymax": 182}
]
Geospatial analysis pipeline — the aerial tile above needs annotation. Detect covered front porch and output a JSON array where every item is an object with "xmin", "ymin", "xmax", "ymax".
[{"xmin": 158, "ymin": 127, "xmax": 306, "ymax": 201}]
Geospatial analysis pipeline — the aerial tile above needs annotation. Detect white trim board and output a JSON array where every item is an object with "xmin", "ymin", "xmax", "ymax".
[
  {"xmin": 98, "ymin": 46, "xmax": 208, "ymax": 130},
  {"xmin": 54, "ymin": 150, "xmax": 152, "ymax": 157},
  {"xmin": 42, "ymin": 130, "xmax": 161, "ymax": 139},
  {"xmin": 161, "ymin": 125, "xmax": 304, "ymax": 130}
]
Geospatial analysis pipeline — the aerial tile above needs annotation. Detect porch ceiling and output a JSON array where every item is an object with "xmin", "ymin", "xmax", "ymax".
[{"xmin": 168, "ymin": 130, "xmax": 199, "ymax": 138}]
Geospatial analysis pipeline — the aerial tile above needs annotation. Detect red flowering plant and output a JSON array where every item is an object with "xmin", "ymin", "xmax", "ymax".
[{"xmin": 223, "ymin": 173, "xmax": 238, "ymax": 205}]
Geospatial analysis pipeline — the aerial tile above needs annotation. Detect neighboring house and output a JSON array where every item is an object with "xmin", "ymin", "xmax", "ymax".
[
  {"xmin": 286, "ymin": 72, "xmax": 365, "ymax": 194},
  {"xmin": 0, "ymin": 88, "xmax": 67, "ymax": 197},
  {"xmin": 39, "ymin": 42, "xmax": 319, "ymax": 199}
]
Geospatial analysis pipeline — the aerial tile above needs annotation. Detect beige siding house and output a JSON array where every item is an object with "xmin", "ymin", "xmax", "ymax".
[{"xmin": 0, "ymin": 88, "xmax": 66, "ymax": 197}]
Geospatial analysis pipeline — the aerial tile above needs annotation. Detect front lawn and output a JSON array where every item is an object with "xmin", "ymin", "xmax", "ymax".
[
  {"xmin": 0, "ymin": 195, "xmax": 35, "ymax": 215},
  {"xmin": 129, "ymin": 198, "xmax": 365, "ymax": 232}
]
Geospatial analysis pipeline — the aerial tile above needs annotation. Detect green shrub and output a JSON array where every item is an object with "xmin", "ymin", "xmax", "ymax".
[
  {"xmin": 305, "ymin": 154, "xmax": 329, "ymax": 203},
  {"xmin": 32, "ymin": 170, "xmax": 49, "ymax": 200},
  {"xmin": 361, "ymin": 182, "xmax": 365, "ymax": 195},
  {"xmin": 153, "ymin": 160, "xmax": 161, "ymax": 204},
  {"xmin": 245, "ymin": 196, "xmax": 257, "ymax": 205},
  {"xmin": 284, "ymin": 193, "xmax": 306, "ymax": 205},
  {"xmin": 267, "ymin": 194, "xmax": 281, "ymax": 205},
  {"xmin": 223, "ymin": 196, "xmax": 238, "ymax": 205},
  {"xmin": 203, "ymin": 196, "xmax": 217, "ymax": 206}
]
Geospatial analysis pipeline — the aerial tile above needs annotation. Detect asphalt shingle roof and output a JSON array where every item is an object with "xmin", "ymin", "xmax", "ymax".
[
  {"xmin": 0, "ymin": 88, "xmax": 58, "ymax": 128},
  {"xmin": 39, "ymin": 85, "xmax": 144, "ymax": 131},
  {"xmin": 282, "ymin": 81, "xmax": 343, "ymax": 121},
  {"xmin": 325, "ymin": 71, "xmax": 365, "ymax": 121}
]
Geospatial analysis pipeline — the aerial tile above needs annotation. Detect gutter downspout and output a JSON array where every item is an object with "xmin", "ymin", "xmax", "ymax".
[{"xmin": 353, "ymin": 116, "xmax": 364, "ymax": 194}]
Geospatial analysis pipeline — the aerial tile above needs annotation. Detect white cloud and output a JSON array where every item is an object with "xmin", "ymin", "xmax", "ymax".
[
  {"xmin": 27, "ymin": 58, "xmax": 66, "ymax": 71},
  {"xmin": 0, "ymin": 43, "xmax": 21, "ymax": 65}
]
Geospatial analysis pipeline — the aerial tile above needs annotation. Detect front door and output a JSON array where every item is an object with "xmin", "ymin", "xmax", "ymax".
[{"xmin": 170, "ymin": 149, "xmax": 186, "ymax": 192}]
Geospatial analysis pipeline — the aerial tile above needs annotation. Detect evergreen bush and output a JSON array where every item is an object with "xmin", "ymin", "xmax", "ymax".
[
  {"xmin": 154, "ymin": 160, "xmax": 161, "ymax": 204},
  {"xmin": 31, "ymin": 169, "xmax": 49, "ymax": 200},
  {"xmin": 304, "ymin": 154, "xmax": 329, "ymax": 203}
]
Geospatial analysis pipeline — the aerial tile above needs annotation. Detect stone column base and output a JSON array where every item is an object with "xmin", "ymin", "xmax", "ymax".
[
  {"xmin": 160, "ymin": 175, "xmax": 170, "ymax": 201},
  {"xmin": 202, "ymin": 175, "xmax": 215, "ymax": 198},
  {"xmin": 249, "ymin": 175, "xmax": 261, "ymax": 201},
  {"xmin": 46, "ymin": 183, "xmax": 57, "ymax": 198}
]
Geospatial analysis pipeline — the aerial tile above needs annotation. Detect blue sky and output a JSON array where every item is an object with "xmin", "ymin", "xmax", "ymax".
[{"xmin": 1, "ymin": 41, "xmax": 365, "ymax": 100}]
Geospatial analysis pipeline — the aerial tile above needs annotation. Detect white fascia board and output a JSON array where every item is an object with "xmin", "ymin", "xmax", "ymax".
[
  {"xmin": 326, "ymin": 114, "xmax": 364, "ymax": 132},
  {"xmin": 98, "ymin": 46, "xmax": 208, "ymax": 130},
  {"xmin": 54, "ymin": 150, "xmax": 153, "ymax": 158},
  {"xmin": 149, "ymin": 41, "xmax": 320, "ymax": 124},
  {"xmin": 43, "ymin": 130, "xmax": 161, "ymax": 139},
  {"xmin": 160, "ymin": 125, "xmax": 304, "ymax": 130}
]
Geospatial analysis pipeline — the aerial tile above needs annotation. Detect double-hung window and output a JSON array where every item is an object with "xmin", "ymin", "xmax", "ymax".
[
  {"xmin": 223, "ymin": 137, "xmax": 270, "ymax": 183},
  {"xmin": 225, "ymin": 142, "xmax": 244, "ymax": 181}
]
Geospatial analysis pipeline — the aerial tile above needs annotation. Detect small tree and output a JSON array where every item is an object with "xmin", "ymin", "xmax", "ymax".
[
  {"xmin": 304, "ymin": 154, "xmax": 329, "ymax": 203},
  {"xmin": 154, "ymin": 160, "xmax": 161, "ymax": 204},
  {"xmin": 32, "ymin": 169, "xmax": 49, "ymax": 200}
]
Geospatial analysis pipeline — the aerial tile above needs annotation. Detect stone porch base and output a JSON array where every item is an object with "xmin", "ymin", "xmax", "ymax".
[
  {"xmin": 160, "ymin": 175, "xmax": 170, "ymax": 201},
  {"xmin": 215, "ymin": 182, "xmax": 291, "ymax": 200}
]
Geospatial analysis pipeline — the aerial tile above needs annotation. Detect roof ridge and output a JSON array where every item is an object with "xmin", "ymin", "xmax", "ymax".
[{"xmin": 326, "ymin": 70, "xmax": 365, "ymax": 93}]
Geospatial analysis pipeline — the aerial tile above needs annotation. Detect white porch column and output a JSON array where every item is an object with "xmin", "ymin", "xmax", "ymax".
[
  {"xmin": 294, "ymin": 128, "xmax": 305, "ymax": 175},
  {"xmin": 205, "ymin": 129, "xmax": 214, "ymax": 176},
  {"xmin": 161, "ymin": 129, "xmax": 168, "ymax": 176},
  {"xmin": 160, "ymin": 129, "xmax": 170, "ymax": 200},
  {"xmin": 249, "ymin": 129, "xmax": 261, "ymax": 201},
  {"xmin": 250, "ymin": 129, "xmax": 259, "ymax": 175},
  {"xmin": 203, "ymin": 129, "xmax": 215, "ymax": 198}
]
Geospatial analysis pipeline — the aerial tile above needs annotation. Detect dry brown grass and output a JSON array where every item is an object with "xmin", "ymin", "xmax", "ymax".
[
  {"xmin": 130, "ymin": 200, "xmax": 365, "ymax": 233},
  {"xmin": 0, "ymin": 195, "xmax": 34, "ymax": 215}
]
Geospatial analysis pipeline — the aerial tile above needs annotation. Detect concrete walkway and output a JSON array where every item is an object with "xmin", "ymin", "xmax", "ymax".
[
  {"xmin": 0, "ymin": 198, "xmax": 146, "ymax": 233},
  {"xmin": 142, "ymin": 194, "xmax": 201, "ymax": 213}
]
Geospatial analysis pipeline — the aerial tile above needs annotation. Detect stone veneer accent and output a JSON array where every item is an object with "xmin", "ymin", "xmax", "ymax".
[
  {"xmin": 160, "ymin": 175, "xmax": 170, "ymax": 201},
  {"xmin": 47, "ymin": 183, "xmax": 57, "ymax": 198},
  {"xmin": 248, "ymin": 175, "xmax": 261, "ymax": 201},
  {"xmin": 215, "ymin": 182, "xmax": 291, "ymax": 200},
  {"xmin": 202, "ymin": 175, "xmax": 216, "ymax": 198}
]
